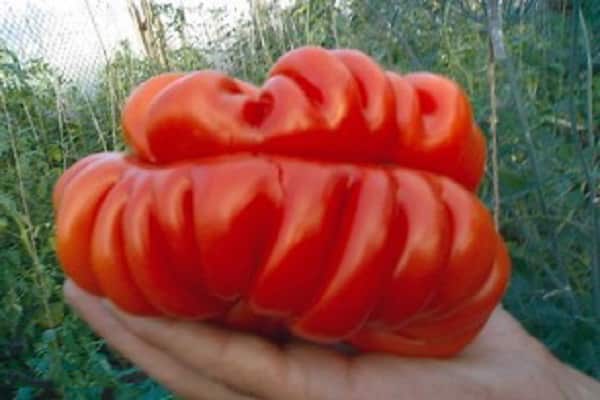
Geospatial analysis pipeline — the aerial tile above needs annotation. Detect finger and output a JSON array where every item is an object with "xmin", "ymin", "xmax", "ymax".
[
  {"xmin": 63, "ymin": 279, "xmax": 255, "ymax": 400},
  {"xmin": 107, "ymin": 302, "xmax": 309, "ymax": 399}
]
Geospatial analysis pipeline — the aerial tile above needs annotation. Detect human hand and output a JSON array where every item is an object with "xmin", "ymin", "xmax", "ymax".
[{"xmin": 64, "ymin": 279, "xmax": 600, "ymax": 400}]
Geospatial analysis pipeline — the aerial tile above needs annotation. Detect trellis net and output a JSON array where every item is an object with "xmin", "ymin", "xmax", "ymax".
[{"xmin": 0, "ymin": 0, "xmax": 255, "ymax": 84}]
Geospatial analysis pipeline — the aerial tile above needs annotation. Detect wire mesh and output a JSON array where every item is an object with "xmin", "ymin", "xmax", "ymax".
[
  {"xmin": 0, "ymin": 0, "xmax": 255, "ymax": 84},
  {"xmin": 0, "ymin": 0, "xmax": 141, "ymax": 82}
]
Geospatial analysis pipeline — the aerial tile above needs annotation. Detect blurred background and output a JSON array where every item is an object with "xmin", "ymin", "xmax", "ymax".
[{"xmin": 0, "ymin": 0, "xmax": 598, "ymax": 398}]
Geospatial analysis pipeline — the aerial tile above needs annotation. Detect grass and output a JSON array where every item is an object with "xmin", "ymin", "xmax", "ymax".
[{"xmin": 1, "ymin": 0, "xmax": 598, "ymax": 397}]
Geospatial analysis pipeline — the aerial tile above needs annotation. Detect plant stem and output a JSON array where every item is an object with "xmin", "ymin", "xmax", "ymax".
[{"xmin": 487, "ymin": 38, "xmax": 500, "ymax": 228}]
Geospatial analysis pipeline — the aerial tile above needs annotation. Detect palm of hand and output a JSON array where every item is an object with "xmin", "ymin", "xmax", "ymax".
[{"xmin": 65, "ymin": 279, "xmax": 569, "ymax": 400}]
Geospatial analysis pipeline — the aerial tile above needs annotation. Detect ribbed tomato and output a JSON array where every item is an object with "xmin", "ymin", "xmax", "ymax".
[{"xmin": 53, "ymin": 46, "xmax": 510, "ymax": 357}]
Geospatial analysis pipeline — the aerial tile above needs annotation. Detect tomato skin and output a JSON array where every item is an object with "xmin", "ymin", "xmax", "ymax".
[
  {"xmin": 388, "ymin": 72, "xmax": 485, "ymax": 191},
  {"xmin": 291, "ymin": 168, "xmax": 400, "ymax": 341},
  {"xmin": 53, "ymin": 46, "xmax": 511, "ymax": 357},
  {"xmin": 55, "ymin": 154, "xmax": 127, "ymax": 295},
  {"xmin": 90, "ymin": 172, "xmax": 157, "ymax": 315},
  {"xmin": 54, "ymin": 152, "xmax": 510, "ymax": 356},
  {"xmin": 369, "ymin": 170, "xmax": 450, "ymax": 328},
  {"xmin": 121, "ymin": 73, "xmax": 185, "ymax": 162},
  {"xmin": 117, "ymin": 46, "xmax": 486, "ymax": 191},
  {"xmin": 191, "ymin": 156, "xmax": 283, "ymax": 301}
]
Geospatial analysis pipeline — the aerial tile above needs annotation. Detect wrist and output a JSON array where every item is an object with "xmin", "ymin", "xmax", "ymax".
[{"xmin": 549, "ymin": 357, "xmax": 600, "ymax": 400}]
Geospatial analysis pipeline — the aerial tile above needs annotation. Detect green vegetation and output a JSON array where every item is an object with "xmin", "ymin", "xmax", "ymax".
[{"xmin": 1, "ymin": 0, "xmax": 598, "ymax": 398}]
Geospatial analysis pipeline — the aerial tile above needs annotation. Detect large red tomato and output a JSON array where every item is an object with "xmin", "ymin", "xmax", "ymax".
[{"xmin": 54, "ymin": 46, "xmax": 510, "ymax": 357}]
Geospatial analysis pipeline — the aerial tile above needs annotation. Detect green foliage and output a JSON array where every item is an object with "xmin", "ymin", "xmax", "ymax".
[{"xmin": 1, "ymin": 0, "xmax": 598, "ymax": 397}]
